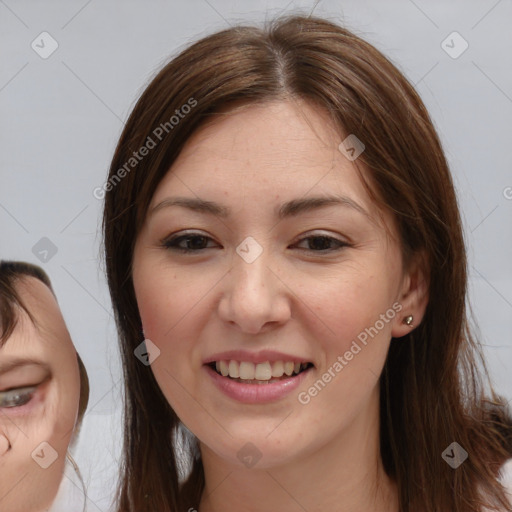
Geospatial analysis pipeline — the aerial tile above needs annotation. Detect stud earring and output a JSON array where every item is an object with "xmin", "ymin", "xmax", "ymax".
[{"xmin": 403, "ymin": 315, "xmax": 414, "ymax": 326}]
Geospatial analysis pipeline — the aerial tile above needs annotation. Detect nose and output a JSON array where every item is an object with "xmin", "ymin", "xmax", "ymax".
[
  {"xmin": 0, "ymin": 432, "xmax": 10, "ymax": 455},
  {"xmin": 217, "ymin": 248, "xmax": 291, "ymax": 334}
]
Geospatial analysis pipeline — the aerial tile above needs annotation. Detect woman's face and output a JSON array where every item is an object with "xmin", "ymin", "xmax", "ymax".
[
  {"xmin": 133, "ymin": 100, "xmax": 427, "ymax": 469},
  {"xmin": 0, "ymin": 277, "xmax": 81, "ymax": 512}
]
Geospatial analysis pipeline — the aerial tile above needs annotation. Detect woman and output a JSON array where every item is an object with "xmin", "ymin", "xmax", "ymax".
[
  {"xmin": 102, "ymin": 14, "xmax": 512, "ymax": 512},
  {"xmin": 0, "ymin": 261, "xmax": 89, "ymax": 511}
]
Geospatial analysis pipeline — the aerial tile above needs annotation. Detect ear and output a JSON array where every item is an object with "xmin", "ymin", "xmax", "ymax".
[{"xmin": 391, "ymin": 250, "xmax": 429, "ymax": 338}]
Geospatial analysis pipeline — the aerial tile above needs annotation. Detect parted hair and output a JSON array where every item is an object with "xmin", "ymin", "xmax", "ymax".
[{"xmin": 102, "ymin": 14, "xmax": 512, "ymax": 512}]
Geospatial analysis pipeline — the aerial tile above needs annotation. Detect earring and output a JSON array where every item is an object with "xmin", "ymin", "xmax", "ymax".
[{"xmin": 403, "ymin": 315, "xmax": 414, "ymax": 326}]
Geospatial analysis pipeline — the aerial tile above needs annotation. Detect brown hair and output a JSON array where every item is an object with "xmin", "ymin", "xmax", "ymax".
[
  {"xmin": 102, "ymin": 14, "xmax": 512, "ymax": 511},
  {"xmin": 0, "ymin": 260, "xmax": 89, "ymax": 425}
]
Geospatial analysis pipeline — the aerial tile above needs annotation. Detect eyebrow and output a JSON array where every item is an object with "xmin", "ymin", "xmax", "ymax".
[
  {"xmin": 0, "ymin": 358, "xmax": 50, "ymax": 375},
  {"xmin": 150, "ymin": 194, "xmax": 372, "ymax": 221}
]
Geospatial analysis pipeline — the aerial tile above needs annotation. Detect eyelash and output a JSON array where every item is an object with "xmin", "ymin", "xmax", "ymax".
[
  {"xmin": 0, "ymin": 386, "xmax": 37, "ymax": 408},
  {"xmin": 161, "ymin": 232, "xmax": 350, "ymax": 254}
]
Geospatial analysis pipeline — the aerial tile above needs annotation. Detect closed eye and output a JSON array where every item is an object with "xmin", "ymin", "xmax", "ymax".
[{"xmin": 161, "ymin": 232, "xmax": 350, "ymax": 254}]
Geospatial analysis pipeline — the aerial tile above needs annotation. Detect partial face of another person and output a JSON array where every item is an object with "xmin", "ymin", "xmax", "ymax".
[
  {"xmin": 0, "ymin": 277, "xmax": 81, "ymax": 512},
  {"xmin": 132, "ymin": 100, "xmax": 425, "ymax": 469}
]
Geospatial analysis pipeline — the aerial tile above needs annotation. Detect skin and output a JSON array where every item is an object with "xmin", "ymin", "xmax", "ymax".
[
  {"xmin": 132, "ymin": 100, "xmax": 429, "ymax": 512},
  {"xmin": 0, "ymin": 277, "xmax": 81, "ymax": 512}
]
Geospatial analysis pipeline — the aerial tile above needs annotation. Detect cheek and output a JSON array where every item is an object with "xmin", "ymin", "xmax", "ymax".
[
  {"xmin": 134, "ymin": 263, "xmax": 212, "ymax": 344},
  {"xmin": 135, "ymin": 274, "xmax": 199, "ymax": 395},
  {"xmin": 53, "ymin": 364, "xmax": 81, "ymax": 437},
  {"xmin": 136, "ymin": 281, "xmax": 176, "ymax": 345},
  {"xmin": 134, "ymin": 256, "xmax": 175, "ymax": 331},
  {"xmin": 18, "ymin": 362, "xmax": 82, "ymax": 462},
  {"xmin": 308, "ymin": 271, "xmax": 396, "ymax": 347},
  {"xmin": 0, "ymin": 415, "xmax": 68, "ymax": 509}
]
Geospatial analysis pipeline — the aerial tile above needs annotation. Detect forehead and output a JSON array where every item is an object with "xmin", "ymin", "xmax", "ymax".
[
  {"xmin": 0, "ymin": 277, "xmax": 65, "ymax": 354},
  {"xmin": 150, "ymin": 100, "xmax": 389, "ymax": 229},
  {"xmin": 166, "ymin": 100, "xmax": 353, "ymax": 179}
]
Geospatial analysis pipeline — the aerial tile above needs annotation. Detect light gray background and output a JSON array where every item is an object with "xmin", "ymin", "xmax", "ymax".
[{"xmin": 1, "ymin": 1, "xmax": 511, "ymax": 509}]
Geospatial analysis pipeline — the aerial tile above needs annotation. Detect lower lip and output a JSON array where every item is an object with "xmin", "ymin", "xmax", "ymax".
[{"xmin": 204, "ymin": 364, "xmax": 312, "ymax": 404}]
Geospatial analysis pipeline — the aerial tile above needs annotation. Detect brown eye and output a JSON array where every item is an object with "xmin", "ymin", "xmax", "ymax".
[
  {"xmin": 162, "ymin": 233, "xmax": 219, "ymax": 253},
  {"xmin": 294, "ymin": 235, "xmax": 349, "ymax": 252}
]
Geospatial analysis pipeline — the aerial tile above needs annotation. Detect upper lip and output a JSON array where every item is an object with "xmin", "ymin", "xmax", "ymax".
[{"xmin": 203, "ymin": 350, "xmax": 314, "ymax": 366}]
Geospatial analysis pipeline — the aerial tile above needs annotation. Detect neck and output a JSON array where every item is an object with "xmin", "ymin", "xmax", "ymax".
[{"xmin": 198, "ymin": 389, "xmax": 398, "ymax": 512}]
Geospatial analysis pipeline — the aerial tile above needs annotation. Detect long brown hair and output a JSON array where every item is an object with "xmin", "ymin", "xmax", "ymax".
[{"xmin": 102, "ymin": 14, "xmax": 512, "ymax": 511}]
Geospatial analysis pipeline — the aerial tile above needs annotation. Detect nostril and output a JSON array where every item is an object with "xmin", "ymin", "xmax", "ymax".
[{"xmin": 0, "ymin": 433, "xmax": 10, "ymax": 455}]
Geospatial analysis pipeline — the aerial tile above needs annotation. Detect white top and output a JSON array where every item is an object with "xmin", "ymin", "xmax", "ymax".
[{"xmin": 48, "ymin": 456, "xmax": 512, "ymax": 512}]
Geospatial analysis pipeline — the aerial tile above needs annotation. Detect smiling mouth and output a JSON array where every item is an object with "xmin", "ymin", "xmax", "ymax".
[{"xmin": 207, "ymin": 360, "xmax": 314, "ymax": 384}]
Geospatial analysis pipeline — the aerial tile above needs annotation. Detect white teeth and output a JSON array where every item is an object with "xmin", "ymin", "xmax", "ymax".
[
  {"xmin": 228, "ymin": 360, "xmax": 239, "ymax": 378},
  {"xmin": 255, "ymin": 362, "xmax": 272, "ymax": 380},
  {"xmin": 271, "ymin": 361, "xmax": 284, "ymax": 377},
  {"xmin": 213, "ymin": 360, "xmax": 310, "ymax": 380},
  {"xmin": 239, "ymin": 361, "xmax": 255, "ymax": 380},
  {"xmin": 219, "ymin": 360, "xmax": 229, "ymax": 377}
]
